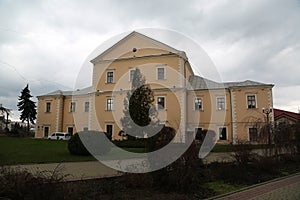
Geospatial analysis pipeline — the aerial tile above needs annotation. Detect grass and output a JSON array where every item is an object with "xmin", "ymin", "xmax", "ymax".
[
  {"xmin": 205, "ymin": 181, "xmax": 245, "ymax": 195},
  {"xmin": 0, "ymin": 136, "xmax": 273, "ymax": 165},
  {"xmin": 0, "ymin": 137, "xmax": 147, "ymax": 165},
  {"xmin": 0, "ymin": 137, "xmax": 96, "ymax": 165}
]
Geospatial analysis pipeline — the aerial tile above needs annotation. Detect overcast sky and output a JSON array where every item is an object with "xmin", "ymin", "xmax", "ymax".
[{"xmin": 0, "ymin": 0, "xmax": 300, "ymax": 120}]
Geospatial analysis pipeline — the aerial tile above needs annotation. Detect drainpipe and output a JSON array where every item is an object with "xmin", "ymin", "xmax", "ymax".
[
  {"xmin": 183, "ymin": 59, "xmax": 188, "ymax": 143},
  {"xmin": 229, "ymin": 88, "xmax": 234, "ymax": 144},
  {"xmin": 61, "ymin": 95, "xmax": 65, "ymax": 132}
]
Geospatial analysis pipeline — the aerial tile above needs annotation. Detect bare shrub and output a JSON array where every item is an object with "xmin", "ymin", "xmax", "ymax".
[
  {"xmin": 0, "ymin": 164, "xmax": 68, "ymax": 200},
  {"xmin": 232, "ymin": 140, "xmax": 255, "ymax": 166}
]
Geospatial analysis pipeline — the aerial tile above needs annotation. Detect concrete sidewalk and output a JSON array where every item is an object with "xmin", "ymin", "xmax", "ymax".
[
  {"xmin": 209, "ymin": 173, "xmax": 300, "ymax": 200},
  {"xmin": 9, "ymin": 161, "xmax": 121, "ymax": 181}
]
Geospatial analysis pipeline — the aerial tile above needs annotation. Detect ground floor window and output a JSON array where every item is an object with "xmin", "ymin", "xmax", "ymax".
[
  {"xmin": 67, "ymin": 127, "xmax": 73, "ymax": 136},
  {"xmin": 249, "ymin": 128, "xmax": 258, "ymax": 142},
  {"xmin": 157, "ymin": 97, "xmax": 165, "ymax": 110},
  {"xmin": 219, "ymin": 127, "xmax": 227, "ymax": 140},
  {"xmin": 195, "ymin": 128, "xmax": 204, "ymax": 141},
  {"xmin": 44, "ymin": 126, "xmax": 50, "ymax": 137},
  {"xmin": 106, "ymin": 124, "xmax": 113, "ymax": 140}
]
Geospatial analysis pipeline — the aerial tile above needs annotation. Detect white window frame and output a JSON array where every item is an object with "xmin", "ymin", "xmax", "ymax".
[
  {"xmin": 67, "ymin": 126, "xmax": 74, "ymax": 135},
  {"xmin": 70, "ymin": 102, "xmax": 76, "ymax": 112},
  {"xmin": 218, "ymin": 126, "xmax": 227, "ymax": 140},
  {"xmin": 194, "ymin": 97, "xmax": 203, "ymax": 111},
  {"xmin": 246, "ymin": 94, "xmax": 257, "ymax": 109},
  {"xmin": 216, "ymin": 97, "xmax": 226, "ymax": 111},
  {"xmin": 45, "ymin": 102, "xmax": 51, "ymax": 113},
  {"xmin": 106, "ymin": 71, "xmax": 114, "ymax": 84},
  {"xmin": 84, "ymin": 102, "xmax": 89, "ymax": 112},
  {"xmin": 105, "ymin": 123, "xmax": 114, "ymax": 138},
  {"xmin": 43, "ymin": 126, "xmax": 50, "ymax": 138},
  {"xmin": 156, "ymin": 65, "xmax": 166, "ymax": 80},
  {"xmin": 106, "ymin": 97, "xmax": 114, "ymax": 111},
  {"xmin": 129, "ymin": 68, "xmax": 136, "ymax": 82},
  {"xmin": 157, "ymin": 96, "xmax": 166, "ymax": 110},
  {"xmin": 248, "ymin": 127, "xmax": 258, "ymax": 142}
]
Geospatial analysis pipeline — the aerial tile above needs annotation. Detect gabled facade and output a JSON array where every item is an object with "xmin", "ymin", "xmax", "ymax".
[
  {"xmin": 274, "ymin": 109, "xmax": 300, "ymax": 125},
  {"xmin": 35, "ymin": 31, "xmax": 274, "ymax": 143}
]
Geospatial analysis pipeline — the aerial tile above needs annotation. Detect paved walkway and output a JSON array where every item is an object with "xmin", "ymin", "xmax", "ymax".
[
  {"xmin": 9, "ymin": 161, "xmax": 121, "ymax": 181},
  {"xmin": 6, "ymin": 152, "xmax": 231, "ymax": 181},
  {"xmin": 211, "ymin": 173, "xmax": 300, "ymax": 200}
]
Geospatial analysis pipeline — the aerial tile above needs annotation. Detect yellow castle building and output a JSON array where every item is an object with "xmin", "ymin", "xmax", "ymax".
[{"xmin": 35, "ymin": 31, "xmax": 274, "ymax": 144}]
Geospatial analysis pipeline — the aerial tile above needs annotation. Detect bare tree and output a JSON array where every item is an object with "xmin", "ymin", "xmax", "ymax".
[{"xmin": 0, "ymin": 104, "xmax": 11, "ymax": 131}]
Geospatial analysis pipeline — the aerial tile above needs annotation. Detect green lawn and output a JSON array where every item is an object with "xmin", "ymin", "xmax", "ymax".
[
  {"xmin": 0, "ymin": 136, "xmax": 269, "ymax": 165},
  {"xmin": 0, "ymin": 137, "xmax": 147, "ymax": 165},
  {"xmin": 0, "ymin": 137, "xmax": 97, "ymax": 165},
  {"xmin": 205, "ymin": 181, "xmax": 245, "ymax": 195}
]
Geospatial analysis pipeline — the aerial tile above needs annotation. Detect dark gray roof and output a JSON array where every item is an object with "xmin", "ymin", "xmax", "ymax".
[
  {"xmin": 38, "ymin": 86, "xmax": 93, "ymax": 97},
  {"xmin": 189, "ymin": 76, "xmax": 273, "ymax": 90},
  {"xmin": 189, "ymin": 76, "xmax": 225, "ymax": 90}
]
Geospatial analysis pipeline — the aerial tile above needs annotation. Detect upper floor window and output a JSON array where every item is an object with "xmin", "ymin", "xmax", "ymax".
[
  {"xmin": 157, "ymin": 66, "xmax": 165, "ymax": 80},
  {"xmin": 84, "ymin": 102, "xmax": 89, "ymax": 112},
  {"xmin": 106, "ymin": 71, "xmax": 114, "ymax": 83},
  {"xmin": 194, "ymin": 98, "xmax": 203, "ymax": 110},
  {"xmin": 217, "ymin": 97, "xmax": 225, "ymax": 110},
  {"xmin": 129, "ymin": 69, "xmax": 135, "ymax": 82},
  {"xmin": 46, "ymin": 102, "xmax": 51, "ymax": 112},
  {"xmin": 106, "ymin": 98, "xmax": 114, "ymax": 111},
  {"xmin": 247, "ymin": 95, "xmax": 256, "ymax": 109},
  {"xmin": 157, "ymin": 97, "xmax": 165, "ymax": 110},
  {"xmin": 70, "ymin": 102, "xmax": 76, "ymax": 112}
]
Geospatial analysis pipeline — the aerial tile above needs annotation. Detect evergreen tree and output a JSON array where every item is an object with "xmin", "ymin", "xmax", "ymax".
[
  {"xmin": 17, "ymin": 84, "xmax": 37, "ymax": 131},
  {"xmin": 121, "ymin": 69, "xmax": 159, "ymax": 138}
]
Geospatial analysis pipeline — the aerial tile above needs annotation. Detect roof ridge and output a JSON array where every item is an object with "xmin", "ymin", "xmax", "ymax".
[{"xmin": 90, "ymin": 30, "xmax": 187, "ymax": 63}]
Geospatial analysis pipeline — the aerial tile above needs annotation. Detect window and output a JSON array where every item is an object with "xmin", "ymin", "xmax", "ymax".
[
  {"xmin": 247, "ymin": 95, "xmax": 256, "ymax": 109},
  {"xmin": 46, "ymin": 102, "xmax": 51, "ymax": 112},
  {"xmin": 106, "ymin": 71, "xmax": 114, "ymax": 83},
  {"xmin": 129, "ymin": 69, "xmax": 135, "ymax": 82},
  {"xmin": 84, "ymin": 102, "xmax": 89, "ymax": 112},
  {"xmin": 70, "ymin": 102, "xmax": 76, "ymax": 112},
  {"xmin": 195, "ymin": 128, "xmax": 205, "ymax": 141},
  {"xmin": 106, "ymin": 124, "xmax": 113, "ymax": 140},
  {"xmin": 194, "ymin": 98, "xmax": 203, "ymax": 110},
  {"xmin": 157, "ymin": 67, "xmax": 165, "ymax": 80},
  {"xmin": 219, "ymin": 127, "xmax": 227, "ymax": 140},
  {"xmin": 106, "ymin": 98, "xmax": 114, "ymax": 111},
  {"xmin": 83, "ymin": 127, "xmax": 88, "ymax": 131},
  {"xmin": 157, "ymin": 97, "xmax": 165, "ymax": 110},
  {"xmin": 67, "ymin": 127, "xmax": 73, "ymax": 136},
  {"xmin": 44, "ymin": 126, "xmax": 49, "ymax": 137},
  {"xmin": 217, "ymin": 97, "xmax": 225, "ymax": 110},
  {"xmin": 249, "ymin": 128, "xmax": 258, "ymax": 142}
]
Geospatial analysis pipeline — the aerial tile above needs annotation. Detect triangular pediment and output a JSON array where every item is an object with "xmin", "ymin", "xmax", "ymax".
[{"xmin": 91, "ymin": 31, "xmax": 187, "ymax": 63}]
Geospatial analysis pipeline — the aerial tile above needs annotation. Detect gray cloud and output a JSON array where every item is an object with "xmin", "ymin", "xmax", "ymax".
[{"xmin": 0, "ymin": 0, "xmax": 299, "ymax": 120}]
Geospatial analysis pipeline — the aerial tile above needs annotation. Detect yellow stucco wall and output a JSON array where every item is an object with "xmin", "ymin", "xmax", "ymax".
[{"xmin": 35, "ymin": 32, "xmax": 274, "ymax": 144}]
